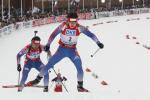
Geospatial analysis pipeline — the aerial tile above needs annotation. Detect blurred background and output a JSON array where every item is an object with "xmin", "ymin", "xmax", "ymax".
[{"xmin": 0, "ymin": 0, "xmax": 150, "ymax": 30}]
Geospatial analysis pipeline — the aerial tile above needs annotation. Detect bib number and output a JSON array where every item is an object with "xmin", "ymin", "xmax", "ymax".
[{"xmin": 69, "ymin": 37, "xmax": 72, "ymax": 42}]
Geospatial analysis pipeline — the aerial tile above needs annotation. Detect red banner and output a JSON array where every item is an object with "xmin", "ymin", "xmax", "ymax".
[
  {"xmin": 55, "ymin": 15, "xmax": 67, "ymax": 22},
  {"xmin": 45, "ymin": 17, "xmax": 56, "ymax": 24},
  {"xmin": 32, "ymin": 19, "xmax": 45, "ymax": 27}
]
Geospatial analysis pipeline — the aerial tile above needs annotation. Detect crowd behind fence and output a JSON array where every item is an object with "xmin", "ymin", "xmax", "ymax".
[{"xmin": 0, "ymin": 7, "xmax": 150, "ymax": 38}]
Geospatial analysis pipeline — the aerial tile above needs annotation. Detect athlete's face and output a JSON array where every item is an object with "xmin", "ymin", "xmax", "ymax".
[
  {"xmin": 31, "ymin": 41, "xmax": 40, "ymax": 49},
  {"xmin": 68, "ymin": 21, "xmax": 77, "ymax": 28},
  {"xmin": 68, "ymin": 19, "xmax": 77, "ymax": 28}
]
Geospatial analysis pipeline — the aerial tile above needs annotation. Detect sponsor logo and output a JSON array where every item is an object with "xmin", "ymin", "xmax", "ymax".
[{"xmin": 66, "ymin": 29, "xmax": 76, "ymax": 36}]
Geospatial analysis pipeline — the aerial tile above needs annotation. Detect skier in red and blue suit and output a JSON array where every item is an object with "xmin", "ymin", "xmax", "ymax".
[
  {"xmin": 27, "ymin": 12, "xmax": 104, "ymax": 92},
  {"xmin": 17, "ymin": 36, "xmax": 50, "ymax": 92}
]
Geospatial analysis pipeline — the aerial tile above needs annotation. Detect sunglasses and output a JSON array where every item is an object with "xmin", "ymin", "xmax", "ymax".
[
  {"xmin": 69, "ymin": 21, "xmax": 77, "ymax": 24},
  {"xmin": 32, "ymin": 40, "xmax": 40, "ymax": 44}
]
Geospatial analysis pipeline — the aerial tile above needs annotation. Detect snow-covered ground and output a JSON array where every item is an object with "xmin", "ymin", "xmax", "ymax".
[{"xmin": 0, "ymin": 13, "xmax": 150, "ymax": 100}]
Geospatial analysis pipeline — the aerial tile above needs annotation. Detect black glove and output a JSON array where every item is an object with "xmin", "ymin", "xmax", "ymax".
[
  {"xmin": 44, "ymin": 44, "xmax": 50, "ymax": 52},
  {"xmin": 63, "ymin": 77, "xmax": 67, "ymax": 81},
  {"xmin": 97, "ymin": 41, "xmax": 104, "ymax": 49},
  {"xmin": 17, "ymin": 64, "xmax": 21, "ymax": 72}
]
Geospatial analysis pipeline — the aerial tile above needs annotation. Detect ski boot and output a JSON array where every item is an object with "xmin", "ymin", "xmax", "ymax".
[
  {"xmin": 17, "ymin": 85, "xmax": 24, "ymax": 92},
  {"xmin": 43, "ymin": 86, "xmax": 48, "ymax": 92},
  {"xmin": 77, "ymin": 81, "xmax": 89, "ymax": 92},
  {"xmin": 26, "ymin": 75, "xmax": 43, "ymax": 86}
]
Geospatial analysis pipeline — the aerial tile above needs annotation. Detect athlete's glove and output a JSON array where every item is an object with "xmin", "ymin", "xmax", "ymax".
[
  {"xmin": 44, "ymin": 44, "xmax": 50, "ymax": 52},
  {"xmin": 63, "ymin": 77, "xmax": 67, "ymax": 81},
  {"xmin": 97, "ymin": 41, "xmax": 104, "ymax": 49},
  {"xmin": 17, "ymin": 64, "xmax": 21, "ymax": 72}
]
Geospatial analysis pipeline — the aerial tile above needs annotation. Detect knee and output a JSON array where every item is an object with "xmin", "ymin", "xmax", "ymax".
[
  {"xmin": 45, "ymin": 61, "xmax": 54, "ymax": 68},
  {"xmin": 44, "ymin": 73, "xmax": 49, "ymax": 78},
  {"xmin": 74, "ymin": 57, "xmax": 82, "ymax": 66},
  {"xmin": 22, "ymin": 68, "xmax": 30, "ymax": 74},
  {"xmin": 77, "ymin": 67, "xmax": 83, "ymax": 74}
]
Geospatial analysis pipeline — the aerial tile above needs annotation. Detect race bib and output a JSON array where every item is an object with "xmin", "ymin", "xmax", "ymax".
[
  {"xmin": 60, "ymin": 29, "xmax": 79, "ymax": 45},
  {"xmin": 27, "ymin": 52, "xmax": 40, "ymax": 59}
]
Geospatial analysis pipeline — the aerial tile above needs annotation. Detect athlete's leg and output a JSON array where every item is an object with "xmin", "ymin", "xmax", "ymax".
[{"xmin": 68, "ymin": 49, "xmax": 83, "ymax": 82}]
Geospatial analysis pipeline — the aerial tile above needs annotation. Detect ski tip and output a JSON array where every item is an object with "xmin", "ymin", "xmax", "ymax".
[
  {"xmin": 78, "ymin": 90, "xmax": 89, "ymax": 92},
  {"xmin": 2, "ymin": 85, "xmax": 20, "ymax": 88},
  {"xmin": 2, "ymin": 84, "xmax": 45, "ymax": 88},
  {"xmin": 2, "ymin": 86, "xmax": 7, "ymax": 88}
]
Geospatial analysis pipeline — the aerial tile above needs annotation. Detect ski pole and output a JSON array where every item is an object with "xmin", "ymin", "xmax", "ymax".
[
  {"xmin": 18, "ymin": 72, "xmax": 21, "ymax": 86},
  {"xmin": 91, "ymin": 48, "xmax": 100, "ymax": 57},
  {"xmin": 52, "ymin": 68, "xmax": 69, "ymax": 93},
  {"xmin": 47, "ymin": 52, "xmax": 69, "ymax": 92},
  {"xmin": 49, "ymin": 81, "xmax": 54, "ymax": 91}
]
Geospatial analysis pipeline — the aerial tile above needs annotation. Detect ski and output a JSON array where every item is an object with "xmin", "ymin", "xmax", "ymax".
[
  {"xmin": 78, "ymin": 89, "xmax": 89, "ymax": 92},
  {"xmin": 2, "ymin": 84, "xmax": 45, "ymax": 88}
]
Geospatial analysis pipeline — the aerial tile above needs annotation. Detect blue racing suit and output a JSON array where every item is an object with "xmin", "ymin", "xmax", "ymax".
[
  {"xmin": 17, "ymin": 44, "xmax": 49, "ymax": 86},
  {"xmin": 39, "ymin": 22, "xmax": 101, "ymax": 82}
]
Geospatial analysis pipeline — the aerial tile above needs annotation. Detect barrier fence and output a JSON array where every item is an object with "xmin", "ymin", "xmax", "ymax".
[{"xmin": 0, "ymin": 8, "xmax": 150, "ymax": 38}]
